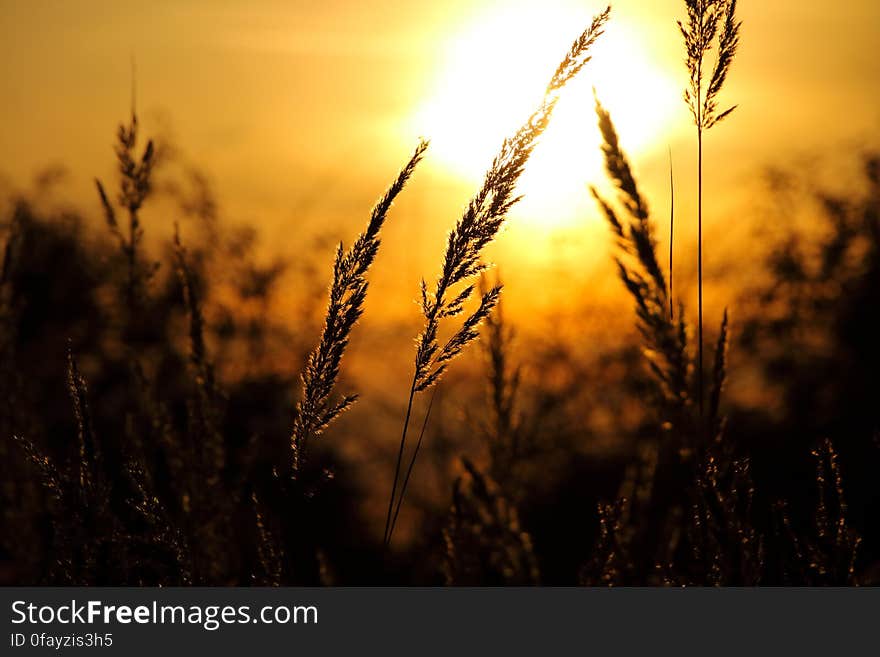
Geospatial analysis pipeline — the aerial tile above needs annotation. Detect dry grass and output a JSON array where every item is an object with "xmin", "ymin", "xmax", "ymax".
[
  {"xmin": 95, "ymin": 108, "xmax": 157, "ymax": 314},
  {"xmin": 591, "ymin": 95, "xmax": 692, "ymax": 432},
  {"xmin": 1, "ymin": 2, "xmax": 878, "ymax": 587},
  {"xmin": 384, "ymin": 5, "xmax": 612, "ymax": 547},
  {"xmin": 679, "ymin": 0, "xmax": 741, "ymax": 419}
]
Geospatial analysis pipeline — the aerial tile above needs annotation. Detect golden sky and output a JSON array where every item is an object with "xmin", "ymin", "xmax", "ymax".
[{"xmin": 2, "ymin": 0, "xmax": 879, "ymax": 322}]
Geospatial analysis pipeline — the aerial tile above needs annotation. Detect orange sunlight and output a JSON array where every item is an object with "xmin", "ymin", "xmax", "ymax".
[{"xmin": 410, "ymin": 2, "xmax": 680, "ymax": 230}]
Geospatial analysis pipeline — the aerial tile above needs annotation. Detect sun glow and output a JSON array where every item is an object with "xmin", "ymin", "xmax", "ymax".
[{"xmin": 411, "ymin": 3, "xmax": 680, "ymax": 228}]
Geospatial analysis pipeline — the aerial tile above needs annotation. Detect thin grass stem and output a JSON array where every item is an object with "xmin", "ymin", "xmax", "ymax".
[
  {"xmin": 383, "ymin": 377, "xmax": 418, "ymax": 545},
  {"xmin": 387, "ymin": 385, "xmax": 438, "ymax": 545},
  {"xmin": 669, "ymin": 146, "xmax": 675, "ymax": 320}
]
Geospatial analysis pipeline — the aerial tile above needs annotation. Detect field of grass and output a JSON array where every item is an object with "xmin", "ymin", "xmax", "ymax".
[{"xmin": 1, "ymin": 2, "xmax": 878, "ymax": 586}]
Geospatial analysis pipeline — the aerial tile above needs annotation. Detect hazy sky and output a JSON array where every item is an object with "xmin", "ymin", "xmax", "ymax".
[{"xmin": 2, "ymin": 0, "xmax": 879, "ymax": 314}]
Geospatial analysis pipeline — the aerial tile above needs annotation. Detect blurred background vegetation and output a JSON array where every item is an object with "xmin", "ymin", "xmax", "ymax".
[{"xmin": 1, "ymin": 123, "xmax": 877, "ymax": 584}]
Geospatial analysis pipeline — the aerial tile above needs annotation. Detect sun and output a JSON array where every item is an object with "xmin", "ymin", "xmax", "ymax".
[{"xmin": 410, "ymin": 2, "xmax": 680, "ymax": 229}]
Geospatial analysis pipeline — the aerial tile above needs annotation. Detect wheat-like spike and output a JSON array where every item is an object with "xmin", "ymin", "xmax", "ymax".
[
  {"xmin": 547, "ymin": 6, "xmax": 611, "ymax": 92},
  {"xmin": 679, "ymin": 0, "xmax": 739, "ymax": 130},
  {"xmin": 594, "ymin": 95, "xmax": 666, "ymax": 296},
  {"xmin": 95, "ymin": 103, "xmax": 156, "ymax": 310},
  {"xmin": 591, "ymin": 99, "xmax": 690, "ymax": 418},
  {"xmin": 290, "ymin": 139, "xmax": 428, "ymax": 475},
  {"xmin": 413, "ymin": 7, "xmax": 610, "ymax": 396},
  {"xmin": 704, "ymin": 0, "xmax": 741, "ymax": 129},
  {"xmin": 385, "ymin": 7, "xmax": 611, "ymax": 547}
]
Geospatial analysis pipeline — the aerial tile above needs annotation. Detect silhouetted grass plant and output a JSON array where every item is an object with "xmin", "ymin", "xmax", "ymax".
[
  {"xmin": 384, "ymin": 5, "xmax": 612, "ymax": 547},
  {"xmin": 589, "ymin": 75, "xmax": 772, "ymax": 584},
  {"xmin": 679, "ymin": 0, "xmax": 740, "ymax": 420},
  {"xmin": 95, "ymin": 107, "xmax": 158, "ymax": 316},
  {"xmin": 591, "ymin": 95, "xmax": 693, "ymax": 436}
]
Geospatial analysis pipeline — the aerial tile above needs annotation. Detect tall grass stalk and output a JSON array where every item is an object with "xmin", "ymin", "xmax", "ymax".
[
  {"xmin": 383, "ymin": 6, "xmax": 612, "ymax": 547},
  {"xmin": 591, "ymin": 96, "xmax": 689, "ymax": 419},
  {"xmin": 679, "ymin": 0, "xmax": 740, "ymax": 419},
  {"xmin": 95, "ymin": 104, "xmax": 156, "ymax": 314}
]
